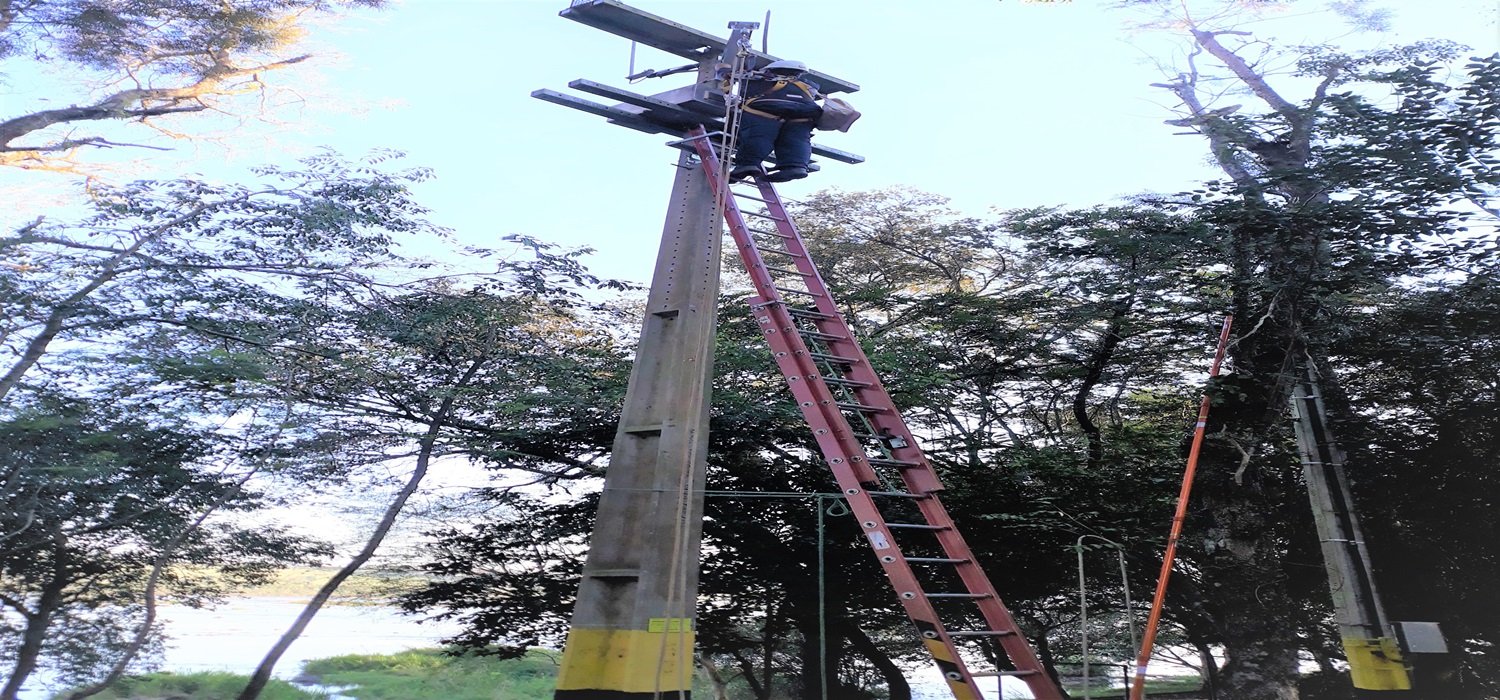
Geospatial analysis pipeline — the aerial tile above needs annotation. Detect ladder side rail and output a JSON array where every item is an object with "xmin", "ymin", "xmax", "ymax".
[
  {"xmin": 688, "ymin": 132, "xmax": 879, "ymax": 486},
  {"xmin": 741, "ymin": 297, "xmax": 990, "ymax": 700},
  {"xmin": 686, "ymin": 127, "xmax": 1064, "ymax": 700},
  {"xmin": 751, "ymin": 175, "xmax": 1062, "ymax": 698},
  {"xmin": 917, "ymin": 497, "xmax": 1057, "ymax": 683},
  {"xmin": 752, "ymin": 179, "xmax": 943, "ymax": 493},
  {"xmin": 686, "ymin": 129, "xmax": 993, "ymax": 700}
]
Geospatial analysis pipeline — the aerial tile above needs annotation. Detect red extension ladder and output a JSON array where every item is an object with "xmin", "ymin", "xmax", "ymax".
[{"xmin": 682, "ymin": 126, "xmax": 1066, "ymax": 700}]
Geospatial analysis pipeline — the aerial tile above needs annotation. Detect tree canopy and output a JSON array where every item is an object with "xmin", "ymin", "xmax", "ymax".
[{"xmin": 0, "ymin": 0, "xmax": 383, "ymax": 171}]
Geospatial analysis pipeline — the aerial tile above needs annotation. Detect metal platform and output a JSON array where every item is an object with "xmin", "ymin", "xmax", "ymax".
[
  {"xmin": 535, "ymin": 1, "xmax": 865, "ymax": 165},
  {"xmin": 561, "ymin": 0, "xmax": 859, "ymax": 95}
]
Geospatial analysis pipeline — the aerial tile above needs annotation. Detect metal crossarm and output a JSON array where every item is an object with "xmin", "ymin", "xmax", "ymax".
[{"xmin": 685, "ymin": 126, "xmax": 1065, "ymax": 700}]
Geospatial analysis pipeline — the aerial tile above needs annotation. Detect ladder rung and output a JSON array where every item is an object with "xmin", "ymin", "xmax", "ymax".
[
  {"xmin": 820, "ymin": 376, "xmax": 869, "ymax": 388},
  {"xmin": 799, "ymin": 329, "xmax": 846, "ymax": 341},
  {"xmin": 747, "ymin": 226, "xmax": 794, "ymax": 239},
  {"xmin": 694, "ymin": 136, "xmax": 1056, "ymax": 700},
  {"xmin": 787, "ymin": 307, "xmax": 836, "ymax": 320},
  {"xmin": 764, "ymin": 265, "xmax": 809, "ymax": 277}
]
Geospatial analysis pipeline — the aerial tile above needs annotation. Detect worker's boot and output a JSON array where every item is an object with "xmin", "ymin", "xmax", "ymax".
[
  {"xmin": 729, "ymin": 164, "xmax": 765, "ymax": 182},
  {"xmin": 764, "ymin": 166, "xmax": 808, "ymax": 183}
]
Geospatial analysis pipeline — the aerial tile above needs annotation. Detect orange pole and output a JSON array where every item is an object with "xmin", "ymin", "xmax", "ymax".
[{"xmin": 1128, "ymin": 316, "xmax": 1233, "ymax": 700}]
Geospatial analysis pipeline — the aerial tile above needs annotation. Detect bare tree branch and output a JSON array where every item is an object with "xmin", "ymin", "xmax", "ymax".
[{"xmin": 0, "ymin": 54, "xmax": 310, "ymax": 155}]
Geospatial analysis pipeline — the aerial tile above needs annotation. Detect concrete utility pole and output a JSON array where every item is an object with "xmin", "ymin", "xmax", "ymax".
[
  {"xmin": 1290, "ymin": 366, "xmax": 1412, "ymax": 692},
  {"xmin": 532, "ymin": 4, "xmax": 862, "ymax": 700},
  {"xmin": 552, "ymin": 146, "xmax": 722, "ymax": 700}
]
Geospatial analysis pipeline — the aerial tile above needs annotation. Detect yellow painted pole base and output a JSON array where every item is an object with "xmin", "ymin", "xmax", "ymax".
[
  {"xmin": 555, "ymin": 623, "xmax": 696, "ymax": 700},
  {"xmin": 1343, "ymin": 636, "xmax": 1412, "ymax": 691}
]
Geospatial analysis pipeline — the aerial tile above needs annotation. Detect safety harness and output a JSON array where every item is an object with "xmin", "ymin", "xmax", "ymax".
[{"xmin": 743, "ymin": 78, "xmax": 820, "ymax": 123}]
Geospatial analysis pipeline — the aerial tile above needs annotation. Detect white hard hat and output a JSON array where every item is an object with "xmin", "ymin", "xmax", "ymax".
[{"xmin": 764, "ymin": 59, "xmax": 808, "ymax": 73}]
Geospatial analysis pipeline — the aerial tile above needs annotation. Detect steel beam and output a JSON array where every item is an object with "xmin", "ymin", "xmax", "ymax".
[
  {"xmin": 530, "ymin": 89, "xmax": 666, "ymax": 134},
  {"xmin": 534, "ymin": 84, "xmax": 866, "ymax": 164},
  {"xmin": 560, "ymin": 0, "xmax": 860, "ymax": 94},
  {"xmin": 568, "ymin": 79, "xmax": 711, "ymax": 128}
]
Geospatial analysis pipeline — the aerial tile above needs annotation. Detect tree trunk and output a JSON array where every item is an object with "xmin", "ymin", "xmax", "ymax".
[
  {"xmin": 797, "ymin": 617, "xmax": 841, "ymax": 700},
  {"xmin": 1198, "ymin": 449, "xmax": 1303, "ymax": 700},
  {"xmin": 696, "ymin": 654, "xmax": 733, "ymax": 700},
  {"xmin": 0, "ymin": 542, "xmax": 68, "ymax": 700},
  {"xmin": 1217, "ymin": 641, "xmax": 1300, "ymax": 700},
  {"xmin": 1195, "ymin": 640, "xmax": 1220, "ymax": 700},
  {"xmin": 731, "ymin": 650, "xmax": 770, "ymax": 700},
  {"xmin": 1073, "ymin": 286, "xmax": 1134, "ymax": 471},
  {"xmin": 1030, "ymin": 625, "xmax": 1070, "ymax": 697},
  {"xmin": 66, "ymin": 464, "xmax": 262, "ymax": 700},
  {"xmin": 236, "ymin": 360, "xmax": 481, "ymax": 700},
  {"xmin": 841, "ymin": 622, "xmax": 911, "ymax": 700},
  {"xmin": 235, "ymin": 438, "xmax": 436, "ymax": 699}
]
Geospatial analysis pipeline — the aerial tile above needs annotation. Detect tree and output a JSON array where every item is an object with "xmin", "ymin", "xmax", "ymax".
[
  {"xmin": 0, "ymin": 0, "xmax": 384, "ymax": 172},
  {"xmin": 0, "ymin": 149, "xmax": 443, "ymax": 404},
  {"xmin": 1, "ymin": 151, "xmax": 444, "ymax": 695},
  {"xmin": 210, "ymin": 268, "xmax": 632, "ymax": 700},
  {"xmin": 0, "ymin": 393, "xmax": 324, "ymax": 700},
  {"xmin": 1077, "ymin": 4, "xmax": 1500, "ymax": 695}
]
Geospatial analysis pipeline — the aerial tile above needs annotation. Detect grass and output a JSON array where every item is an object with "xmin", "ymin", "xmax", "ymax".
[
  {"xmin": 52, "ymin": 672, "xmax": 327, "ymax": 700},
  {"xmin": 56, "ymin": 652, "xmax": 1204, "ymax": 700},
  {"xmin": 1141, "ymin": 675, "xmax": 1206, "ymax": 692},
  {"xmin": 1060, "ymin": 672, "xmax": 1205, "ymax": 697},
  {"xmin": 300, "ymin": 648, "xmax": 560, "ymax": 700}
]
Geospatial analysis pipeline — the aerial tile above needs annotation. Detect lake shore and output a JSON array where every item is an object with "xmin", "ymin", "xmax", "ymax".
[{"xmin": 16, "ymin": 598, "xmax": 458, "ymax": 700}]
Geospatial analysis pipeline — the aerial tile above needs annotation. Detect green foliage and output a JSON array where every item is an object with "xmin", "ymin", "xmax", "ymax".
[
  {"xmin": 1, "ymin": 150, "xmax": 444, "ymax": 403},
  {"xmin": 301, "ymin": 648, "xmax": 559, "ymax": 700},
  {"xmin": 0, "ymin": 149, "xmax": 634, "ymax": 697},
  {"xmin": 0, "ymin": 0, "xmax": 381, "ymax": 68},
  {"xmin": 0, "ymin": 395, "xmax": 327, "ymax": 690},
  {"xmin": 54, "ymin": 672, "xmax": 328, "ymax": 700},
  {"xmin": 0, "ymin": 0, "xmax": 389, "ymax": 169}
]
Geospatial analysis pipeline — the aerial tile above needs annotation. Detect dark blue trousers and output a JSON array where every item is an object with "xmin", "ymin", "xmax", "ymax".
[{"xmin": 733, "ymin": 112, "xmax": 816, "ymax": 170}]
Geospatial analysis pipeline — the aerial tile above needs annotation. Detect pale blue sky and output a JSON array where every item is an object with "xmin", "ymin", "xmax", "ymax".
[{"xmin": 5, "ymin": 0, "xmax": 1499, "ymax": 283}]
